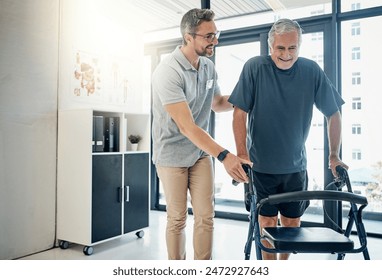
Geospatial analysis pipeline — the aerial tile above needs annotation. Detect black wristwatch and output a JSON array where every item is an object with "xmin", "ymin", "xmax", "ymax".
[{"xmin": 217, "ymin": 149, "xmax": 230, "ymax": 162}]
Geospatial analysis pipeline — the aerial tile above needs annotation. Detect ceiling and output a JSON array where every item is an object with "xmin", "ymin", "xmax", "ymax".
[{"xmin": 128, "ymin": 0, "xmax": 330, "ymax": 33}]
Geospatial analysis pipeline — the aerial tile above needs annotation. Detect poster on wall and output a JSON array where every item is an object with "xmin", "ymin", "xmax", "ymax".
[
  {"xmin": 105, "ymin": 56, "xmax": 134, "ymax": 104},
  {"xmin": 73, "ymin": 50, "xmax": 102, "ymax": 98},
  {"xmin": 71, "ymin": 50, "xmax": 135, "ymax": 106}
]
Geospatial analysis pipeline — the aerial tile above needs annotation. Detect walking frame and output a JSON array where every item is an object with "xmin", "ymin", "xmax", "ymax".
[{"xmin": 236, "ymin": 165, "xmax": 370, "ymax": 260}]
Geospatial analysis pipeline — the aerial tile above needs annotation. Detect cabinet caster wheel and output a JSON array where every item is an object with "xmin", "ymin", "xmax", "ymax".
[
  {"xmin": 83, "ymin": 246, "xmax": 94, "ymax": 256},
  {"xmin": 136, "ymin": 230, "xmax": 144, "ymax": 238},
  {"xmin": 59, "ymin": 240, "xmax": 69, "ymax": 249}
]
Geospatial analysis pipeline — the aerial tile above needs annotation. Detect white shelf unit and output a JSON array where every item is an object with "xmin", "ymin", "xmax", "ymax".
[
  {"xmin": 57, "ymin": 108, "xmax": 150, "ymax": 255},
  {"xmin": 125, "ymin": 113, "xmax": 151, "ymax": 152}
]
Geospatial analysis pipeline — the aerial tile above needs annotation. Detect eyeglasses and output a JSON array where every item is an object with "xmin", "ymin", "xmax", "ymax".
[{"xmin": 190, "ymin": 31, "xmax": 221, "ymax": 43}]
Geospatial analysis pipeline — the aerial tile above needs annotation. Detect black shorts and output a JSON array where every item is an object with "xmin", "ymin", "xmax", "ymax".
[{"xmin": 253, "ymin": 170, "xmax": 310, "ymax": 218}]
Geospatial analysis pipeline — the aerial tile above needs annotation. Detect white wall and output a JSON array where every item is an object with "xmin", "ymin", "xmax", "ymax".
[
  {"xmin": 58, "ymin": 0, "xmax": 144, "ymax": 113},
  {"xmin": 0, "ymin": 0, "xmax": 59, "ymax": 259},
  {"xmin": 0, "ymin": 0, "xmax": 145, "ymax": 259}
]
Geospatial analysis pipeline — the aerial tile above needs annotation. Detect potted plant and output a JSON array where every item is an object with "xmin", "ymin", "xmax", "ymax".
[{"xmin": 128, "ymin": 134, "xmax": 142, "ymax": 151}]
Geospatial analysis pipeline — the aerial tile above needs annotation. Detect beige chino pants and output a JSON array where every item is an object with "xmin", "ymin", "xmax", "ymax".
[{"xmin": 156, "ymin": 156, "xmax": 215, "ymax": 260}]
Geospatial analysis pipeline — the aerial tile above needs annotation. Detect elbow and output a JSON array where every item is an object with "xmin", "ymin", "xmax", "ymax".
[
  {"xmin": 178, "ymin": 125, "xmax": 188, "ymax": 137},
  {"xmin": 326, "ymin": 111, "xmax": 342, "ymax": 126},
  {"xmin": 211, "ymin": 101, "xmax": 222, "ymax": 113}
]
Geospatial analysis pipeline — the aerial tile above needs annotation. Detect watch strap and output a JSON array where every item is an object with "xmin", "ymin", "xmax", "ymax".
[{"xmin": 217, "ymin": 149, "xmax": 230, "ymax": 162}]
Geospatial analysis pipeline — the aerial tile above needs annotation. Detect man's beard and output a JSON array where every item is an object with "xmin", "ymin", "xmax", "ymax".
[{"xmin": 196, "ymin": 44, "xmax": 214, "ymax": 57}]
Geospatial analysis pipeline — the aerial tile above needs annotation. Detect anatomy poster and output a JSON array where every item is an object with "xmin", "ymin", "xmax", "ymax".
[{"xmin": 73, "ymin": 50, "xmax": 102, "ymax": 98}]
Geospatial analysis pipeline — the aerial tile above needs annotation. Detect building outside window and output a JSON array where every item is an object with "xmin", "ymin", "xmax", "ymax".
[{"xmin": 341, "ymin": 14, "xmax": 382, "ymax": 219}]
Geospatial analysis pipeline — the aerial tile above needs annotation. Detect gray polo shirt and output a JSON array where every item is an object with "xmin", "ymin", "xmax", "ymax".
[{"xmin": 152, "ymin": 46, "xmax": 221, "ymax": 167}]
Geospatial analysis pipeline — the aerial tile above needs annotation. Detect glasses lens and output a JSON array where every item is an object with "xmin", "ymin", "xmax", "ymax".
[
  {"xmin": 206, "ymin": 34, "xmax": 214, "ymax": 42},
  {"xmin": 206, "ymin": 31, "xmax": 220, "ymax": 42}
]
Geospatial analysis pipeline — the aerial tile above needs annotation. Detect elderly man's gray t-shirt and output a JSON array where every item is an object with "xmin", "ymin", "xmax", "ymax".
[{"xmin": 152, "ymin": 46, "xmax": 220, "ymax": 167}]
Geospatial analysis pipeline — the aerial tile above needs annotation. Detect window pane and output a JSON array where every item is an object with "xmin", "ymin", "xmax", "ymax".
[
  {"xmin": 341, "ymin": 0, "xmax": 382, "ymax": 12},
  {"xmin": 298, "ymin": 32, "xmax": 325, "ymax": 223},
  {"xmin": 214, "ymin": 42, "xmax": 260, "ymax": 214},
  {"xmin": 143, "ymin": 55, "xmax": 152, "ymax": 113},
  {"xmin": 213, "ymin": 31, "xmax": 326, "ymax": 220},
  {"xmin": 212, "ymin": 1, "xmax": 332, "ymax": 31},
  {"xmin": 341, "ymin": 16, "xmax": 382, "ymax": 230}
]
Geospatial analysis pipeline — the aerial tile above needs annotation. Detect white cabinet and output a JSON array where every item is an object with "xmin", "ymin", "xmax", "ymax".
[{"xmin": 57, "ymin": 109, "xmax": 150, "ymax": 255}]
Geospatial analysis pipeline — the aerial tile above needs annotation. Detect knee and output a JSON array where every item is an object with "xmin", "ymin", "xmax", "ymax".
[
  {"xmin": 259, "ymin": 215, "xmax": 278, "ymax": 228},
  {"xmin": 167, "ymin": 211, "xmax": 187, "ymax": 231},
  {"xmin": 194, "ymin": 215, "xmax": 214, "ymax": 230},
  {"xmin": 280, "ymin": 216, "xmax": 300, "ymax": 227}
]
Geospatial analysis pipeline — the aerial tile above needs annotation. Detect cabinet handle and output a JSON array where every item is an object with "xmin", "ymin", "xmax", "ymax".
[
  {"xmin": 118, "ymin": 187, "xmax": 123, "ymax": 203},
  {"xmin": 124, "ymin": 186, "xmax": 130, "ymax": 202}
]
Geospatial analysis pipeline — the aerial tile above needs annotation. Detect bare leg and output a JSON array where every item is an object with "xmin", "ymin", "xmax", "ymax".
[
  {"xmin": 278, "ymin": 215, "xmax": 301, "ymax": 260},
  {"xmin": 258, "ymin": 215, "xmax": 278, "ymax": 260}
]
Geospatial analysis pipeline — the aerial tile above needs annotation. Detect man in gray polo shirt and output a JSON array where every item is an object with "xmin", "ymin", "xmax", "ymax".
[{"xmin": 152, "ymin": 8, "xmax": 251, "ymax": 260}]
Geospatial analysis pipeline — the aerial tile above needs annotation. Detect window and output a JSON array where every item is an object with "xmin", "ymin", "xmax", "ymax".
[
  {"xmin": 352, "ymin": 124, "xmax": 362, "ymax": 134},
  {"xmin": 311, "ymin": 8, "xmax": 325, "ymax": 16},
  {"xmin": 352, "ymin": 149, "xmax": 362, "ymax": 160},
  {"xmin": 142, "ymin": 55, "xmax": 152, "ymax": 113},
  {"xmin": 352, "ymin": 3, "xmax": 361, "ymax": 11},
  {"xmin": 312, "ymin": 54, "xmax": 323, "ymax": 65},
  {"xmin": 213, "ymin": 30, "xmax": 326, "ymax": 220},
  {"xmin": 299, "ymin": 31, "xmax": 325, "ymax": 210},
  {"xmin": 352, "ymin": 72, "xmax": 361, "ymax": 85},
  {"xmin": 147, "ymin": 2, "xmax": 382, "ymax": 238},
  {"xmin": 341, "ymin": 16, "xmax": 382, "ymax": 233},
  {"xmin": 351, "ymin": 22, "xmax": 361, "ymax": 36},
  {"xmin": 352, "ymin": 47, "xmax": 361, "ymax": 60},
  {"xmin": 352, "ymin": 97, "xmax": 362, "ymax": 110},
  {"xmin": 214, "ymin": 42, "xmax": 260, "ymax": 215},
  {"xmin": 341, "ymin": 0, "xmax": 381, "ymax": 12},
  {"xmin": 311, "ymin": 32, "xmax": 323, "ymax": 41}
]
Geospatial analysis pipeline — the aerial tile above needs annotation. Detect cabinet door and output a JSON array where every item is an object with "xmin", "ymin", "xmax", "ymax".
[
  {"xmin": 124, "ymin": 153, "xmax": 149, "ymax": 233},
  {"xmin": 92, "ymin": 154, "xmax": 122, "ymax": 243}
]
